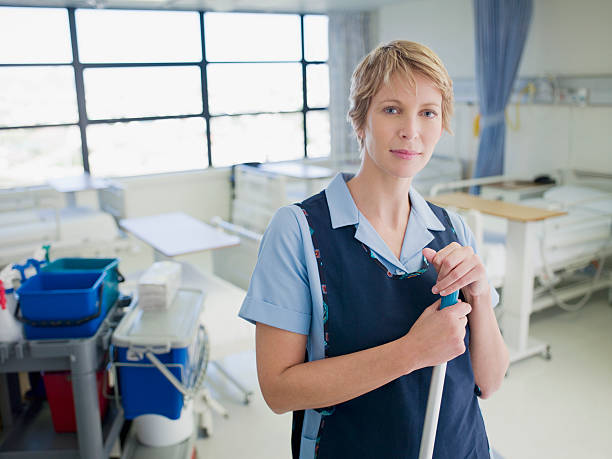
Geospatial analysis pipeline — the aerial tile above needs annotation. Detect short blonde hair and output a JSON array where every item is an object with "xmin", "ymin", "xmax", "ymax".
[{"xmin": 348, "ymin": 40, "xmax": 454, "ymax": 149}]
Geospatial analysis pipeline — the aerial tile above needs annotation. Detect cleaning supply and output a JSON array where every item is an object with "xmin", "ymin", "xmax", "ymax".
[
  {"xmin": 419, "ymin": 290, "xmax": 460, "ymax": 459},
  {"xmin": 137, "ymin": 261, "xmax": 182, "ymax": 311},
  {"xmin": 133, "ymin": 399, "xmax": 194, "ymax": 447},
  {"xmin": 112, "ymin": 288, "xmax": 206, "ymax": 420},
  {"xmin": 43, "ymin": 370, "xmax": 109, "ymax": 432},
  {"xmin": 16, "ymin": 270, "xmax": 112, "ymax": 339},
  {"xmin": 41, "ymin": 258, "xmax": 122, "ymax": 309},
  {"xmin": 13, "ymin": 260, "xmax": 40, "ymax": 283},
  {"xmin": 0, "ymin": 265, "xmax": 23, "ymax": 342},
  {"xmin": 12, "ymin": 247, "xmax": 48, "ymax": 284}
]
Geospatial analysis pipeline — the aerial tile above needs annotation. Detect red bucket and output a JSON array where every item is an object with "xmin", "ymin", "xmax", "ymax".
[{"xmin": 42, "ymin": 370, "xmax": 109, "ymax": 432}]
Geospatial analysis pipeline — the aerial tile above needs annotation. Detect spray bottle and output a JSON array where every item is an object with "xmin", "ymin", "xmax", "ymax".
[{"xmin": 0, "ymin": 265, "xmax": 24, "ymax": 342}]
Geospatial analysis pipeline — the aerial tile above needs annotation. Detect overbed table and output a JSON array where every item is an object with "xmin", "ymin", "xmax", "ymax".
[
  {"xmin": 429, "ymin": 192, "xmax": 566, "ymax": 364},
  {"xmin": 119, "ymin": 212, "xmax": 240, "ymax": 260}
]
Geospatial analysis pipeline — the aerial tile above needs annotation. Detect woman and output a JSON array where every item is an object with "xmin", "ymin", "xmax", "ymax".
[{"xmin": 239, "ymin": 40, "xmax": 509, "ymax": 459}]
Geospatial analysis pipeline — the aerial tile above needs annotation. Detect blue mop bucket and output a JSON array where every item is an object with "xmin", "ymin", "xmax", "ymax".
[
  {"xmin": 42, "ymin": 258, "xmax": 123, "ymax": 307},
  {"xmin": 16, "ymin": 271, "xmax": 112, "ymax": 339}
]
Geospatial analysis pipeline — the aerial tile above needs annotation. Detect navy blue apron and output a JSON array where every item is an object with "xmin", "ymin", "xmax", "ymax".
[{"xmin": 292, "ymin": 191, "xmax": 489, "ymax": 459}]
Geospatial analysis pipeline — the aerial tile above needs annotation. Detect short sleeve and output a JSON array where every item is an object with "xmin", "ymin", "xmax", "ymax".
[
  {"xmin": 447, "ymin": 211, "xmax": 500, "ymax": 308},
  {"xmin": 238, "ymin": 206, "xmax": 312, "ymax": 335}
]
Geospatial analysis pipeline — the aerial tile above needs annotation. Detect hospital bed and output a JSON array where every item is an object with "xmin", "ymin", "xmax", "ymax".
[{"xmin": 429, "ymin": 170, "xmax": 612, "ymax": 364}]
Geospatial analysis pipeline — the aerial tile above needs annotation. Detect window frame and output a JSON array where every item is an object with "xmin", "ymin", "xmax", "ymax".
[{"xmin": 0, "ymin": 7, "xmax": 329, "ymax": 176}]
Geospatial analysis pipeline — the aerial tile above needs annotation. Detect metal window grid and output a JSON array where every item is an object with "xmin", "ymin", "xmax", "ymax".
[{"xmin": 0, "ymin": 7, "xmax": 329, "ymax": 172}]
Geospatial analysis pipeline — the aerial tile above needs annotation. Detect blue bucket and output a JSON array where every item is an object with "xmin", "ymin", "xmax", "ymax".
[
  {"xmin": 17, "ymin": 271, "xmax": 112, "ymax": 339},
  {"xmin": 42, "ymin": 258, "xmax": 122, "ymax": 307}
]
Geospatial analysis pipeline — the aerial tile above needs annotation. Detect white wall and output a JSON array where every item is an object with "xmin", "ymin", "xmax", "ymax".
[
  {"xmin": 519, "ymin": 0, "xmax": 612, "ymax": 75},
  {"xmin": 376, "ymin": 0, "xmax": 612, "ymax": 177},
  {"xmin": 117, "ymin": 167, "xmax": 231, "ymax": 221},
  {"xmin": 377, "ymin": 0, "xmax": 475, "ymax": 77},
  {"xmin": 38, "ymin": 167, "xmax": 231, "ymax": 221}
]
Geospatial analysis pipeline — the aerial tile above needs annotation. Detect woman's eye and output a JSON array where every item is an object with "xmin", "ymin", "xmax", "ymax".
[
  {"xmin": 384, "ymin": 107, "xmax": 399, "ymax": 114},
  {"xmin": 422, "ymin": 110, "xmax": 438, "ymax": 118}
]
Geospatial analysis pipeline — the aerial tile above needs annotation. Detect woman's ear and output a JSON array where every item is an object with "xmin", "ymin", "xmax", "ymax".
[{"xmin": 356, "ymin": 127, "xmax": 364, "ymax": 141}]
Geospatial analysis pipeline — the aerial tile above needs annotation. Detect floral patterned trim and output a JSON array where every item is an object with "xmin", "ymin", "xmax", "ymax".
[
  {"xmin": 296, "ymin": 205, "xmax": 335, "ymax": 458},
  {"xmin": 359, "ymin": 242, "xmax": 429, "ymax": 280}
]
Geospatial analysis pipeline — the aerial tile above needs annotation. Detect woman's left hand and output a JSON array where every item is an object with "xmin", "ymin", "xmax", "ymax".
[{"xmin": 422, "ymin": 243, "xmax": 489, "ymax": 301}]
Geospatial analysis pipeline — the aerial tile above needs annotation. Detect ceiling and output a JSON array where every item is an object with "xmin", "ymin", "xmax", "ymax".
[{"xmin": 1, "ymin": 0, "xmax": 404, "ymax": 13}]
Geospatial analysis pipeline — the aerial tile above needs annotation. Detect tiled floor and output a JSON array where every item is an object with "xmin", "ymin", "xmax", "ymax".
[{"xmin": 194, "ymin": 292, "xmax": 612, "ymax": 459}]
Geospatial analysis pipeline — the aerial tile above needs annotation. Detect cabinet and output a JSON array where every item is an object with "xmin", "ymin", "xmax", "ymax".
[{"xmin": 232, "ymin": 162, "xmax": 335, "ymax": 233}]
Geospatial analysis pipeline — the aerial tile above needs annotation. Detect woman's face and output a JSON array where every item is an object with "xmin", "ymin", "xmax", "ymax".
[{"xmin": 358, "ymin": 72, "xmax": 443, "ymax": 180}]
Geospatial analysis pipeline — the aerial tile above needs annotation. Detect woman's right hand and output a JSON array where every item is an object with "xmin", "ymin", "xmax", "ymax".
[{"xmin": 402, "ymin": 299, "xmax": 472, "ymax": 370}]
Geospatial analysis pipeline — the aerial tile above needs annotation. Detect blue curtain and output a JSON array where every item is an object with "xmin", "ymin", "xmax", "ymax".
[{"xmin": 473, "ymin": 0, "xmax": 533, "ymax": 183}]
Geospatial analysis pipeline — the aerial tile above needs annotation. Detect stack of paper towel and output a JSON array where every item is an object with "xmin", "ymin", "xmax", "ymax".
[{"xmin": 138, "ymin": 261, "xmax": 182, "ymax": 310}]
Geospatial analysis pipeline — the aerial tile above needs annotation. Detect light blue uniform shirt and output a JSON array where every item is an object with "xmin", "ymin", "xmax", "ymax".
[{"xmin": 239, "ymin": 173, "xmax": 499, "ymax": 364}]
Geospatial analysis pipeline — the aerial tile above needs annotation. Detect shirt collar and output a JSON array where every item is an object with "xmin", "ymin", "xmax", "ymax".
[
  {"xmin": 408, "ymin": 187, "xmax": 446, "ymax": 232},
  {"xmin": 325, "ymin": 173, "xmax": 359, "ymax": 229},
  {"xmin": 324, "ymin": 172, "xmax": 446, "ymax": 232}
]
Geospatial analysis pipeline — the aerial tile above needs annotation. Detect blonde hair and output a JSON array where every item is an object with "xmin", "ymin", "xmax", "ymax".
[{"xmin": 348, "ymin": 40, "xmax": 454, "ymax": 149}]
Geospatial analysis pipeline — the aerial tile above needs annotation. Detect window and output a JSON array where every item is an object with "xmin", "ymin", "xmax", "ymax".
[
  {"xmin": 0, "ymin": 126, "xmax": 83, "ymax": 188},
  {"xmin": 204, "ymin": 13, "xmax": 301, "ymax": 62},
  {"xmin": 204, "ymin": 12, "xmax": 329, "ymax": 165},
  {"xmin": 75, "ymin": 9, "xmax": 202, "ymax": 63},
  {"xmin": 207, "ymin": 63, "xmax": 303, "ymax": 115},
  {"xmin": 0, "ymin": 66, "xmax": 78, "ymax": 126},
  {"xmin": 0, "ymin": 7, "xmax": 78, "ymax": 187},
  {"xmin": 1, "ymin": 7, "xmax": 329, "ymax": 187},
  {"xmin": 211, "ymin": 113, "xmax": 304, "ymax": 166},
  {"xmin": 87, "ymin": 118, "xmax": 208, "ymax": 176},
  {"xmin": 83, "ymin": 66, "xmax": 203, "ymax": 120},
  {"xmin": 76, "ymin": 9, "xmax": 207, "ymax": 177},
  {"xmin": 0, "ymin": 7, "xmax": 72, "ymax": 64}
]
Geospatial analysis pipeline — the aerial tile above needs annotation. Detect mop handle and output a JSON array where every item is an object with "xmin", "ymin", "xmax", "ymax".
[{"xmin": 418, "ymin": 290, "xmax": 460, "ymax": 459}]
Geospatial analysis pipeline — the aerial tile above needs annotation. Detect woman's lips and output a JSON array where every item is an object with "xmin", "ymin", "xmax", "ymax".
[{"xmin": 390, "ymin": 149, "xmax": 422, "ymax": 159}]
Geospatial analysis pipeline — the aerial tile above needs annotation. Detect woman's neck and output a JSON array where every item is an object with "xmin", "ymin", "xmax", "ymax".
[{"xmin": 346, "ymin": 158, "xmax": 412, "ymax": 232}]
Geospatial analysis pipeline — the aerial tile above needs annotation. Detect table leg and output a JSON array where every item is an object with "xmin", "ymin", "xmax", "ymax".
[{"xmin": 500, "ymin": 220, "xmax": 549, "ymax": 363}]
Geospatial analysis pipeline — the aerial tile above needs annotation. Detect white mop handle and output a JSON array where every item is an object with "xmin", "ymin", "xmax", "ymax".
[
  {"xmin": 418, "ymin": 362, "xmax": 447, "ymax": 459},
  {"xmin": 418, "ymin": 290, "xmax": 459, "ymax": 459}
]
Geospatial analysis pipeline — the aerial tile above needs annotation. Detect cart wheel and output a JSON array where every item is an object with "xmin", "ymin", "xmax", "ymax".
[
  {"xmin": 198, "ymin": 426, "xmax": 210, "ymax": 439},
  {"xmin": 543, "ymin": 345, "xmax": 552, "ymax": 361}
]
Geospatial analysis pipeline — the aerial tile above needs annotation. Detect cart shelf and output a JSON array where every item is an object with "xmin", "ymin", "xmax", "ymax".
[{"xmin": 0, "ymin": 300, "xmax": 132, "ymax": 459}]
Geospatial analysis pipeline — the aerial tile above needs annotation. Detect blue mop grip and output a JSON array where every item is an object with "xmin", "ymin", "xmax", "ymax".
[{"xmin": 440, "ymin": 290, "xmax": 459, "ymax": 309}]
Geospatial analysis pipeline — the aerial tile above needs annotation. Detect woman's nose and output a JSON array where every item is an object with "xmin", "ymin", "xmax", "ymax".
[{"xmin": 398, "ymin": 118, "xmax": 418, "ymax": 140}]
